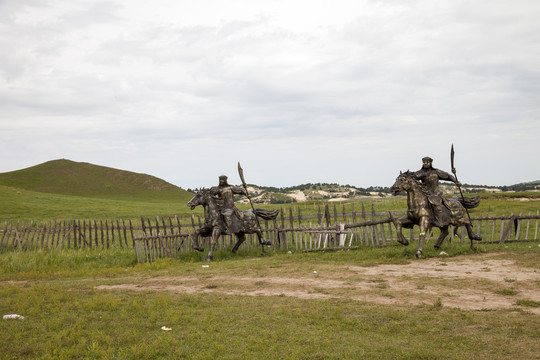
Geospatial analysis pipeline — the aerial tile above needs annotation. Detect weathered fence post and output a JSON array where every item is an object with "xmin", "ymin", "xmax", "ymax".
[{"xmin": 339, "ymin": 223, "xmax": 346, "ymax": 247}]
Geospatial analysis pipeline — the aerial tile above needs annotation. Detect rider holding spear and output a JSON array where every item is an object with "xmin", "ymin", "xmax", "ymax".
[
  {"xmin": 414, "ymin": 156, "xmax": 461, "ymax": 227},
  {"xmin": 209, "ymin": 165, "xmax": 273, "ymax": 246},
  {"xmin": 413, "ymin": 147, "xmax": 481, "ymax": 241}
]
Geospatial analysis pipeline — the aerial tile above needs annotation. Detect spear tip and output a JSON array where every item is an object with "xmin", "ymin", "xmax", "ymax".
[
  {"xmin": 237, "ymin": 162, "xmax": 246, "ymax": 185},
  {"xmin": 450, "ymin": 144, "xmax": 456, "ymax": 174}
]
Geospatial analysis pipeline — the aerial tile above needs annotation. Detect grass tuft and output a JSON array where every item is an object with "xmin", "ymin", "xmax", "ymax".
[{"xmin": 516, "ymin": 299, "xmax": 540, "ymax": 308}]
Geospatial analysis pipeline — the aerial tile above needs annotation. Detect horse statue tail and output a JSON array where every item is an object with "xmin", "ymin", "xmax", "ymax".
[
  {"xmin": 253, "ymin": 208, "xmax": 280, "ymax": 220},
  {"xmin": 453, "ymin": 195, "xmax": 480, "ymax": 209}
]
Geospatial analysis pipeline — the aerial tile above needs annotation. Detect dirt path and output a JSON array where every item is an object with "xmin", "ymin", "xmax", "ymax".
[{"xmin": 96, "ymin": 254, "xmax": 540, "ymax": 314}]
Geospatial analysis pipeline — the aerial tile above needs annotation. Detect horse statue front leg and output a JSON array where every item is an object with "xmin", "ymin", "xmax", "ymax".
[
  {"xmin": 392, "ymin": 216, "xmax": 410, "ymax": 246},
  {"xmin": 192, "ymin": 228, "xmax": 205, "ymax": 252},
  {"xmin": 416, "ymin": 216, "xmax": 431, "ymax": 258},
  {"xmin": 206, "ymin": 228, "xmax": 221, "ymax": 262}
]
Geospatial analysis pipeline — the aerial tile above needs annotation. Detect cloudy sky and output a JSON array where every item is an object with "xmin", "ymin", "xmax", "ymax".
[{"xmin": 1, "ymin": 0, "xmax": 539, "ymax": 189}]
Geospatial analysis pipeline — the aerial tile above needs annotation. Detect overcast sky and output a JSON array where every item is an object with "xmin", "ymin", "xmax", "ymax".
[{"xmin": 1, "ymin": 0, "xmax": 539, "ymax": 189}]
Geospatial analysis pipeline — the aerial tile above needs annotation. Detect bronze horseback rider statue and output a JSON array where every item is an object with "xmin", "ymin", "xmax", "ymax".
[
  {"xmin": 188, "ymin": 170, "xmax": 278, "ymax": 261},
  {"xmin": 414, "ymin": 156, "xmax": 482, "ymax": 231},
  {"xmin": 391, "ymin": 152, "xmax": 482, "ymax": 258}
]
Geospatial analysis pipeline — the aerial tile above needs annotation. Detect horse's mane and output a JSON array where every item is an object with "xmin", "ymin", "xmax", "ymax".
[
  {"xmin": 195, "ymin": 187, "xmax": 219, "ymax": 201},
  {"xmin": 195, "ymin": 187, "xmax": 211, "ymax": 194},
  {"xmin": 401, "ymin": 170, "xmax": 430, "ymax": 196}
]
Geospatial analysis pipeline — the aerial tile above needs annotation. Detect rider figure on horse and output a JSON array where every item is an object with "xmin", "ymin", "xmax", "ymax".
[
  {"xmin": 210, "ymin": 175, "xmax": 248, "ymax": 233},
  {"xmin": 414, "ymin": 157, "xmax": 461, "ymax": 227}
]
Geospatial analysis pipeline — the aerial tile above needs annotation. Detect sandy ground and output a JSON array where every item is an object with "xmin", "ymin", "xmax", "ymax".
[{"xmin": 96, "ymin": 254, "xmax": 540, "ymax": 314}]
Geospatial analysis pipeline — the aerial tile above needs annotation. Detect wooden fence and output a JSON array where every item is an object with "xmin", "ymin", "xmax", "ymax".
[
  {"xmin": 1, "ymin": 203, "xmax": 539, "ymax": 263},
  {"xmin": 133, "ymin": 205, "xmax": 540, "ymax": 263},
  {"xmin": 0, "ymin": 217, "xmax": 186, "ymax": 252},
  {"xmin": 0, "ymin": 203, "xmax": 384, "ymax": 252}
]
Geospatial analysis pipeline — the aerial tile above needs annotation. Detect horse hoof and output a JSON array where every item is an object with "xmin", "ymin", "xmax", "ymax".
[
  {"xmin": 415, "ymin": 251, "xmax": 422, "ymax": 259},
  {"xmin": 205, "ymin": 256, "xmax": 213, "ymax": 262},
  {"xmin": 398, "ymin": 239, "xmax": 409, "ymax": 246}
]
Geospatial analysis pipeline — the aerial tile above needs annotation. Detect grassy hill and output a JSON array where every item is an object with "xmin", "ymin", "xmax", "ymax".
[
  {"xmin": 0, "ymin": 184, "xmax": 191, "ymax": 222},
  {"xmin": 0, "ymin": 159, "xmax": 192, "ymax": 203}
]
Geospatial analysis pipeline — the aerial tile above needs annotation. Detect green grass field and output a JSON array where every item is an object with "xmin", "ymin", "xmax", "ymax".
[
  {"xmin": 0, "ymin": 184, "xmax": 193, "ymax": 222},
  {"xmin": 1, "ymin": 243, "xmax": 539, "ymax": 359}
]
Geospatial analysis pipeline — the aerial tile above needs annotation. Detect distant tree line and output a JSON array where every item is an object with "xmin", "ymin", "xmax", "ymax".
[
  {"xmin": 500, "ymin": 181, "xmax": 540, "ymax": 192},
  {"xmin": 253, "ymin": 183, "xmax": 392, "ymax": 194}
]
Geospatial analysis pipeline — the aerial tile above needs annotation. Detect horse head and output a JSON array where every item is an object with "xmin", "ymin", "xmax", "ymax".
[
  {"xmin": 187, "ymin": 188, "xmax": 212, "ymax": 210},
  {"xmin": 391, "ymin": 170, "xmax": 415, "ymax": 195}
]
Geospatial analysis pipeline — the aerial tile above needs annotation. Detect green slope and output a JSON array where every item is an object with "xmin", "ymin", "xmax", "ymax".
[
  {"xmin": 0, "ymin": 159, "xmax": 193, "ymax": 203},
  {"xmin": 0, "ymin": 184, "xmax": 201, "ymax": 222}
]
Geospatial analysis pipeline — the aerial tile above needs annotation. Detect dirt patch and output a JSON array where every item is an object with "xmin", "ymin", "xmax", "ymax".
[{"xmin": 96, "ymin": 254, "xmax": 540, "ymax": 314}]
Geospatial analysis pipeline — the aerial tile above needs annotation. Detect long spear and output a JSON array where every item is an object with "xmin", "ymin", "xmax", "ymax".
[
  {"xmin": 451, "ymin": 144, "xmax": 473, "ymax": 225},
  {"xmin": 237, "ymin": 162, "xmax": 262, "ymax": 231}
]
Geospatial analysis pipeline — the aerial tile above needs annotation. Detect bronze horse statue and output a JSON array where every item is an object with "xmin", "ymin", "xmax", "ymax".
[
  {"xmin": 390, "ymin": 171, "xmax": 481, "ymax": 258},
  {"xmin": 187, "ymin": 188, "xmax": 279, "ymax": 261}
]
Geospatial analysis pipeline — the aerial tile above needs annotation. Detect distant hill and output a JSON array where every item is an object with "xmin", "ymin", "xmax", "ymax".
[
  {"xmin": 239, "ymin": 180, "xmax": 540, "ymax": 204},
  {"xmin": 499, "ymin": 180, "xmax": 540, "ymax": 192},
  {"xmin": 239, "ymin": 183, "xmax": 393, "ymax": 204},
  {"xmin": 0, "ymin": 159, "xmax": 192, "ymax": 203}
]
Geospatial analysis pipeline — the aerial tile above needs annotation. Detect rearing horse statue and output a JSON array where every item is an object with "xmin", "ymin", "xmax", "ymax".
[
  {"xmin": 187, "ymin": 188, "xmax": 279, "ymax": 261},
  {"xmin": 390, "ymin": 171, "xmax": 482, "ymax": 258}
]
